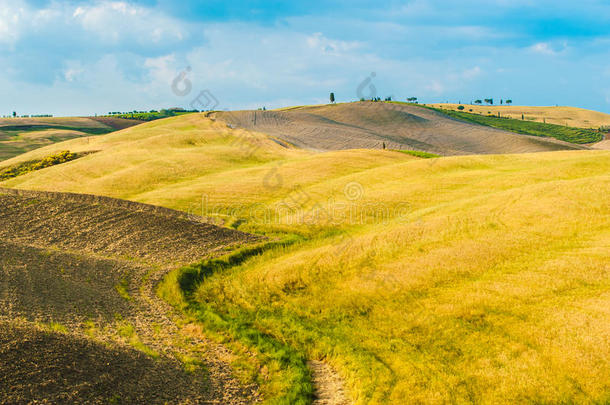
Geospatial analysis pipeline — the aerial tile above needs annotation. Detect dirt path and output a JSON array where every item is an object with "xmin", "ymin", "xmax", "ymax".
[
  {"xmin": 309, "ymin": 361, "xmax": 351, "ymax": 405},
  {"xmin": 0, "ymin": 189, "xmax": 262, "ymax": 404}
]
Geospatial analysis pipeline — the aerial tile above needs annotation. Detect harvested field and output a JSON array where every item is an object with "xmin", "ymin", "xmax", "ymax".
[
  {"xmin": 89, "ymin": 116, "xmax": 144, "ymax": 130},
  {"xmin": 0, "ymin": 189, "xmax": 255, "ymax": 265},
  {"xmin": 0, "ymin": 322, "xmax": 212, "ymax": 404},
  {"xmin": 214, "ymin": 102, "xmax": 587, "ymax": 155},
  {"xmin": 0, "ymin": 189, "xmax": 262, "ymax": 404}
]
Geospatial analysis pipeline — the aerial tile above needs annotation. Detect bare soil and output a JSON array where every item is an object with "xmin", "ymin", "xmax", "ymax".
[
  {"xmin": 0, "ymin": 322, "xmax": 212, "ymax": 404},
  {"xmin": 308, "ymin": 361, "xmax": 350, "ymax": 405},
  {"xmin": 0, "ymin": 190, "xmax": 262, "ymax": 404}
]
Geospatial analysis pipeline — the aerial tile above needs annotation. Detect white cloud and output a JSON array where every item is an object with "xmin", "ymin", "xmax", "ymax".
[
  {"xmin": 306, "ymin": 32, "xmax": 361, "ymax": 54},
  {"xmin": 1, "ymin": 0, "xmax": 609, "ymax": 115},
  {"xmin": 528, "ymin": 42, "xmax": 569, "ymax": 56},
  {"xmin": 0, "ymin": 0, "xmax": 26, "ymax": 45},
  {"xmin": 63, "ymin": 64, "xmax": 84, "ymax": 82},
  {"xmin": 462, "ymin": 66, "xmax": 482, "ymax": 80},
  {"xmin": 71, "ymin": 1, "xmax": 187, "ymax": 44},
  {"xmin": 0, "ymin": 0, "xmax": 189, "ymax": 48},
  {"xmin": 426, "ymin": 80, "xmax": 444, "ymax": 94}
]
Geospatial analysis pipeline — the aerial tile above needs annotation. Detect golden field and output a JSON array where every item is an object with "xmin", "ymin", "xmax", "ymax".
[{"xmin": 2, "ymin": 113, "xmax": 609, "ymax": 404}]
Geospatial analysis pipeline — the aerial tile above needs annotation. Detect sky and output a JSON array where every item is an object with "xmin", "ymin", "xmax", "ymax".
[{"xmin": 1, "ymin": 0, "xmax": 610, "ymax": 116}]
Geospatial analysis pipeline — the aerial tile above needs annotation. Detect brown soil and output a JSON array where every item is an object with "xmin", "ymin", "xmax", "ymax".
[
  {"xmin": 88, "ymin": 117, "xmax": 144, "ymax": 131},
  {"xmin": 0, "ymin": 189, "xmax": 253, "ymax": 266},
  {"xmin": 0, "ymin": 322, "xmax": 211, "ymax": 404},
  {"xmin": 0, "ymin": 190, "xmax": 262, "ymax": 404},
  {"xmin": 215, "ymin": 102, "xmax": 587, "ymax": 155}
]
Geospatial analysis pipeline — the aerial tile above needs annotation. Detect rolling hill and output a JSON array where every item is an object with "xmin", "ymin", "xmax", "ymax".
[
  {"xmin": 0, "ymin": 116, "xmax": 142, "ymax": 162},
  {"xmin": 213, "ymin": 102, "xmax": 588, "ymax": 155},
  {"xmin": 2, "ymin": 111, "xmax": 609, "ymax": 403}
]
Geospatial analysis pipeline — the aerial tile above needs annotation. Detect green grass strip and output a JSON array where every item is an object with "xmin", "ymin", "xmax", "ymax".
[
  {"xmin": 159, "ymin": 237, "xmax": 315, "ymax": 405},
  {"xmin": 396, "ymin": 150, "xmax": 440, "ymax": 159}
]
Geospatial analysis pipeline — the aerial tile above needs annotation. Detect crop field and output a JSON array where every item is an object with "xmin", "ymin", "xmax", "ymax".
[
  {"xmin": 2, "ymin": 111, "xmax": 609, "ymax": 404},
  {"xmin": 0, "ymin": 116, "xmax": 142, "ymax": 162}
]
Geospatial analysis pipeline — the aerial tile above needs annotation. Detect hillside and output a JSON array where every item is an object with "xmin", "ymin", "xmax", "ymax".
[
  {"xmin": 429, "ymin": 103, "xmax": 610, "ymax": 129},
  {"xmin": 0, "ymin": 116, "xmax": 142, "ymax": 162},
  {"xmin": 425, "ymin": 106, "xmax": 603, "ymax": 144},
  {"xmin": 0, "ymin": 188, "xmax": 260, "ymax": 404},
  {"xmin": 2, "ymin": 112, "xmax": 609, "ymax": 403},
  {"xmin": 213, "ymin": 102, "xmax": 588, "ymax": 155}
]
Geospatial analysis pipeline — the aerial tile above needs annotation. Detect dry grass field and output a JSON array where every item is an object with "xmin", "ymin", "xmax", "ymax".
[
  {"xmin": 430, "ymin": 103, "xmax": 610, "ymax": 129},
  {"xmin": 2, "ymin": 112, "xmax": 609, "ymax": 404}
]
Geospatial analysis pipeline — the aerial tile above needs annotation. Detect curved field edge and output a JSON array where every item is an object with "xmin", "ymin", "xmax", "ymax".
[
  {"xmin": 419, "ymin": 103, "xmax": 603, "ymax": 144},
  {"xmin": 158, "ymin": 238, "xmax": 316, "ymax": 405}
]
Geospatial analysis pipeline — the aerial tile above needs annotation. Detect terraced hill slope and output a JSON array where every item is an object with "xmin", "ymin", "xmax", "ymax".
[
  {"xmin": 214, "ymin": 102, "xmax": 588, "ymax": 155},
  {"xmin": 0, "ymin": 188, "xmax": 261, "ymax": 404}
]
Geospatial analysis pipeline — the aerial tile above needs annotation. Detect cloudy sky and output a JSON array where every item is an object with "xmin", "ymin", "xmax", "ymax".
[{"xmin": 1, "ymin": 0, "xmax": 610, "ymax": 116}]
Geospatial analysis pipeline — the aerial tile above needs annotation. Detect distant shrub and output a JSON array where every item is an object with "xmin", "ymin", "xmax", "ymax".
[
  {"xmin": 104, "ymin": 109, "xmax": 198, "ymax": 121},
  {"xmin": 0, "ymin": 150, "xmax": 82, "ymax": 180},
  {"xmin": 457, "ymin": 105, "xmax": 465, "ymax": 110}
]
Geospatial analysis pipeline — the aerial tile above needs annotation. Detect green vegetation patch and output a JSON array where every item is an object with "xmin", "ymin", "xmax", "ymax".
[
  {"xmin": 104, "ymin": 109, "xmax": 197, "ymax": 122},
  {"xmin": 396, "ymin": 150, "xmax": 440, "ymax": 159},
  {"xmin": 0, "ymin": 150, "xmax": 86, "ymax": 180},
  {"xmin": 115, "ymin": 277, "xmax": 132, "ymax": 301},
  {"xmin": 158, "ymin": 238, "xmax": 315, "ymax": 405},
  {"xmin": 116, "ymin": 318, "xmax": 159, "ymax": 358},
  {"xmin": 427, "ymin": 106, "xmax": 603, "ymax": 144}
]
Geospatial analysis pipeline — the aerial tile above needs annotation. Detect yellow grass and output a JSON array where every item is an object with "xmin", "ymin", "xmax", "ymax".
[
  {"xmin": 0, "ymin": 116, "xmax": 111, "ymax": 129},
  {"xmin": 430, "ymin": 103, "xmax": 610, "ymax": 129},
  {"xmin": 3, "ymin": 113, "xmax": 610, "ymax": 403}
]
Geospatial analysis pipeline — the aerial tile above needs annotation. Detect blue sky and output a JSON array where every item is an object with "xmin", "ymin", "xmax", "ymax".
[{"xmin": 1, "ymin": 0, "xmax": 610, "ymax": 116}]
